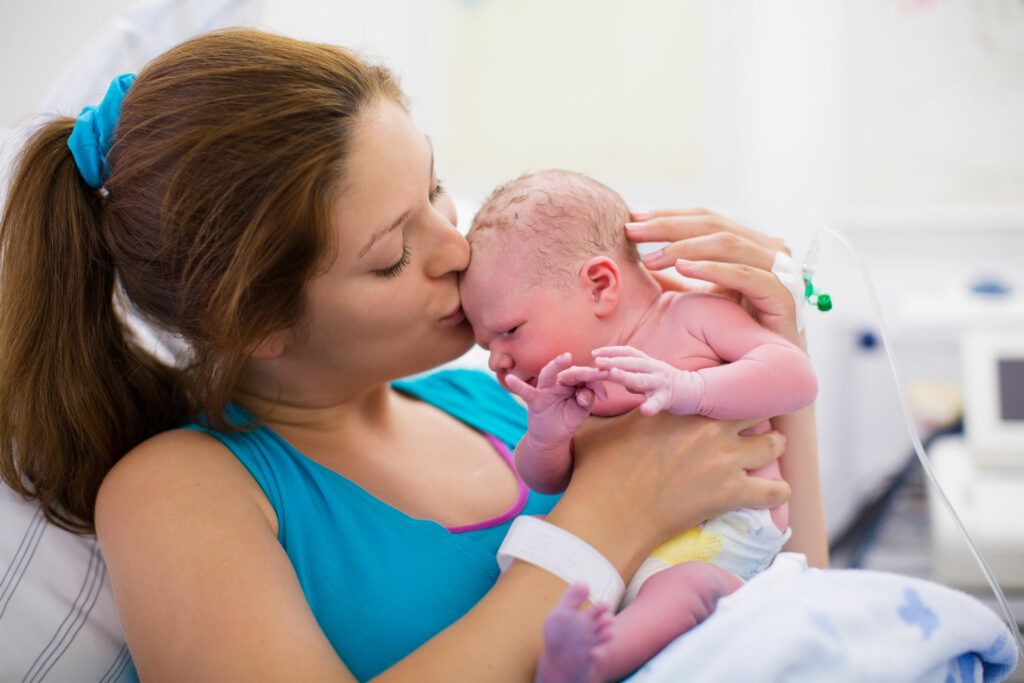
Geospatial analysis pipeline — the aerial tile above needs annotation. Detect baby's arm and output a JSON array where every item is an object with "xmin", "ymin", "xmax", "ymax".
[
  {"xmin": 596, "ymin": 294, "xmax": 817, "ymax": 419},
  {"xmin": 507, "ymin": 353, "xmax": 607, "ymax": 494}
]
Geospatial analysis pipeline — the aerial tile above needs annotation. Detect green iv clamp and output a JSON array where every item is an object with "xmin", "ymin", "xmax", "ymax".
[{"xmin": 802, "ymin": 232, "xmax": 832, "ymax": 312}]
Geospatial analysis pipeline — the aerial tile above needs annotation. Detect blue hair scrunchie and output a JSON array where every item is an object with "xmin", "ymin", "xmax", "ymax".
[{"xmin": 68, "ymin": 73, "xmax": 136, "ymax": 189}]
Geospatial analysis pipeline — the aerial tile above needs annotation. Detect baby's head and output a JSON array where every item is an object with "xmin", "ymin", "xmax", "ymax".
[{"xmin": 460, "ymin": 170, "xmax": 641, "ymax": 388}]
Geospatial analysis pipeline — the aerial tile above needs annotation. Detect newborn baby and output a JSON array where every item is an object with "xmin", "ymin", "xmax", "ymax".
[{"xmin": 460, "ymin": 170, "xmax": 817, "ymax": 683}]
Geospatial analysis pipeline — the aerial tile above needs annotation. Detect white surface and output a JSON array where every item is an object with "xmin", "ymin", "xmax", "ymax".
[{"xmin": 928, "ymin": 435, "xmax": 1024, "ymax": 591}]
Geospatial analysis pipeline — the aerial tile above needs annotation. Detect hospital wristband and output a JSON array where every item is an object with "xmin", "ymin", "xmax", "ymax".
[{"xmin": 497, "ymin": 516, "xmax": 625, "ymax": 609}]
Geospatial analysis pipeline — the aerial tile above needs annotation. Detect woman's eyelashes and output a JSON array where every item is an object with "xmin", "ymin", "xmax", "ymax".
[
  {"xmin": 375, "ymin": 245, "xmax": 411, "ymax": 279},
  {"xmin": 373, "ymin": 180, "xmax": 442, "ymax": 279},
  {"xmin": 429, "ymin": 180, "xmax": 445, "ymax": 202}
]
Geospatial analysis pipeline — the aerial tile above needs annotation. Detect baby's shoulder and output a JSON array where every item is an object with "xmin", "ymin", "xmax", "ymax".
[{"xmin": 660, "ymin": 290, "xmax": 748, "ymax": 326}]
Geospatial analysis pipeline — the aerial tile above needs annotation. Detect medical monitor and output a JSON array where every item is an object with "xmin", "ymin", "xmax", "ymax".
[{"xmin": 962, "ymin": 330, "xmax": 1024, "ymax": 469}]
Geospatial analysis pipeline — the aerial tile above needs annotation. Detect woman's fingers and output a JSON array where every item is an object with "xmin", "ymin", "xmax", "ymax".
[
  {"xmin": 741, "ymin": 476, "xmax": 791, "ymax": 511},
  {"xmin": 639, "ymin": 232, "xmax": 776, "ymax": 273},
  {"xmin": 630, "ymin": 208, "xmax": 712, "ymax": 222},
  {"xmin": 626, "ymin": 211, "xmax": 787, "ymax": 254},
  {"xmin": 674, "ymin": 259, "xmax": 798, "ymax": 343},
  {"xmin": 732, "ymin": 421, "xmax": 787, "ymax": 466}
]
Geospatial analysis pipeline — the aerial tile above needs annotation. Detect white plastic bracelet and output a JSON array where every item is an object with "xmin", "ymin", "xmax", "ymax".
[
  {"xmin": 771, "ymin": 250, "xmax": 807, "ymax": 333},
  {"xmin": 496, "ymin": 516, "xmax": 625, "ymax": 608}
]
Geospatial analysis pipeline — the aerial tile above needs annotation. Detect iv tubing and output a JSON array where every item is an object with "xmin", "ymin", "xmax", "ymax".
[{"xmin": 814, "ymin": 226, "xmax": 1024, "ymax": 660}]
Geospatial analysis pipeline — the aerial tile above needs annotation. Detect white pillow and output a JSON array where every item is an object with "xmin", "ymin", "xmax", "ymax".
[{"xmin": 0, "ymin": 483, "xmax": 131, "ymax": 683}]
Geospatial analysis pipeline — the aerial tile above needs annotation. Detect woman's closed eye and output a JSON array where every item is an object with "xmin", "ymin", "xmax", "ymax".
[
  {"xmin": 375, "ymin": 245, "xmax": 411, "ymax": 279},
  {"xmin": 429, "ymin": 180, "xmax": 445, "ymax": 202}
]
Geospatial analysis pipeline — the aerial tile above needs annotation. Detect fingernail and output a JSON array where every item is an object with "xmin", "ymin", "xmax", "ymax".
[
  {"xmin": 631, "ymin": 211, "xmax": 652, "ymax": 221},
  {"xmin": 625, "ymin": 221, "xmax": 646, "ymax": 232},
  {"xmin": 642, "ymin": 249, "xmax": 663, "ymax": 263},
  {"xmin": 675, "ymin": 258, "xmax": 694, "ymax": 268}
]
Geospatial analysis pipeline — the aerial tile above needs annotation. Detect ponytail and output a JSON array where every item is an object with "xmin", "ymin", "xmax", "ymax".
[{"xmin": 0, "ymin": 119, "xmax": 188, "ymax": 533}]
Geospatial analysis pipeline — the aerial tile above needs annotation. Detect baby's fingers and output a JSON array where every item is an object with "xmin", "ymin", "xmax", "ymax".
[
  {"xmin": 639, "ymin": 394, "xmax": 669, "ymax": 416},
  {"xmin": 557, "ymin": 365, "xmax": 607, "ymax": 386},
  {"xmin": 503, "ymin": 374, "xmax": 535, "ymax": 402},
  {"xmin": 606, "ymin": 367, "xmax": 661, "ymax": 394},
  {"xmin": 592, "ymin": 345, "xmax": 650, "ymax": 360},
  {"xmin": 537, "ymin": 352, "xmax": 574, "ymax": 388},
  {"xmin": 594, "ymin": 354, "xmax": 660, "ymax": 374},
  {"xmin": 575, "ymin": 387, "xmax": 596, "ymax": 412}
]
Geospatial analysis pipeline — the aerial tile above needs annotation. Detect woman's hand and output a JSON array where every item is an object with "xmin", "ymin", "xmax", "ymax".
[
  {"xmin": 547, "ymin": 409, "xmax": 789, "ymax": 579},
  {"xmin": 625, "ymin": 208, "xmax": 801, "ymax": 346},
  {"xmin": 624, "ymin": 208, "xmax": 829, "ymax": 568}
]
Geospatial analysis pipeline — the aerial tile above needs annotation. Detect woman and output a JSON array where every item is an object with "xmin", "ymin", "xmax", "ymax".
[{"xmin": 0, "ymin": 29, "xmax": 820, "ymax": 681}]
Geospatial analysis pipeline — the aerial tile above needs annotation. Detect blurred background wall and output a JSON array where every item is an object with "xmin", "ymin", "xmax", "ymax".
[{"xmin": 2, "ymin": 0, "xmax": 1023, "ymax": 542}]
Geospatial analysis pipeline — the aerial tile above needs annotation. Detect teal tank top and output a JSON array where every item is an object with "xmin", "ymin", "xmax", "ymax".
[{"xmin": 185, "ymin": 369, "xmax": 559, "ymax": 681}]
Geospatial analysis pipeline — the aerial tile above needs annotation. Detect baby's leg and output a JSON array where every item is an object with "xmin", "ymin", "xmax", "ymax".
[
  {"xmin": 592, "ymin": 562, "xmax": 743, "ymax": 682},
  {"xmin": 535, "ymin": 583, "xmax": 613, "ymax": 683},
  {"xmin": 741, "ymin": 419, "xmax": 788, "ymax": 531},
  {"xmin": 535, "ymin": 563, "xmax": 742, "ymax": 683}
]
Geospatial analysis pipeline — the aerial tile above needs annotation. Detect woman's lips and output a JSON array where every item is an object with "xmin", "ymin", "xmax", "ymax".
[{"xmin": 441, "ymin": 305, "xmax": 465, "ymax": 323}]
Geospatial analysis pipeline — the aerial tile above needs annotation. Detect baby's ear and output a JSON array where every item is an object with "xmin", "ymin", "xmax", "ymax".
[{"xmin": 579, "ymin": 256, "xmax": 620, "ymax": 318}]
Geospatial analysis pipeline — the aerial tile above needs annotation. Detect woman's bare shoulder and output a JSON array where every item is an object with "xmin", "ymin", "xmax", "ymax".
[{"xmin": 96, "ymin": 427, "xmax": 277, "ymax": 538}]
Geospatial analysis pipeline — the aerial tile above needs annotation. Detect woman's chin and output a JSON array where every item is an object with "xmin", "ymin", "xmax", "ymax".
[{"xmin": 410, "ymin": 323, "xmax": 477, "ymax": 374}]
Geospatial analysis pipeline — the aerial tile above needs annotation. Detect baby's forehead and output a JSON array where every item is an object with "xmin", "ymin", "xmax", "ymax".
[{"xmin": 465, "ymin": 229, "xmax": 533, "ymax": 280}]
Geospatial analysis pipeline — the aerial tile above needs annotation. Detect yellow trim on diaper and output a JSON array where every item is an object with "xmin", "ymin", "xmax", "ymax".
[{"xmin": 651, "ymin": 526, "xmax": 724, "ymax": 565}]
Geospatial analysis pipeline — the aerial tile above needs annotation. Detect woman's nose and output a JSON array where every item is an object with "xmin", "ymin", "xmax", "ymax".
[{"xmin": 425, "ymin": 214, "xmax": 470, "ymax": 279}]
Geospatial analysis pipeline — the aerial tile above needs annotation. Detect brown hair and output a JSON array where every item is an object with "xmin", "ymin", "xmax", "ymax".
[
  {"xmin": 468, "ymin": 170, "xmax": 640, "ymax": 286},
  {"xmin": 0, "ymin": 29, "xmax": 405, "ymax": 532}
]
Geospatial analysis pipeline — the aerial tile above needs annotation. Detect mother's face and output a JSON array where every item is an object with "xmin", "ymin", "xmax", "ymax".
[{"xmin": 288, "ymin": 99, "xmax": 474, "ymax": 391}]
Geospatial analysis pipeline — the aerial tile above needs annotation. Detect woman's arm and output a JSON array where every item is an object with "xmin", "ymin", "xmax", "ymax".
[
  {"xmin": 98, "ymin": 411, "xmax": 786, "ymax": 682},
  {"xmin": 625, "ymin": 208, "xmax": 829, "ymax": 568},
  {"xmin": 96, "ymin": 430, "xmax": 357, "ymax": 682}
]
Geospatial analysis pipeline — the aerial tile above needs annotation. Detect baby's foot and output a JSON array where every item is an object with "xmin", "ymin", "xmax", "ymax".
[{"xmin": 535, "ymin": 583, "xmax": 615, "ymax": 683}]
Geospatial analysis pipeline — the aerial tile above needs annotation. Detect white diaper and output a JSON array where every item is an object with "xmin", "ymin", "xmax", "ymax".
[{"xmin": 622, "ymin": 508, "xmax": 791, "ymax": 607}]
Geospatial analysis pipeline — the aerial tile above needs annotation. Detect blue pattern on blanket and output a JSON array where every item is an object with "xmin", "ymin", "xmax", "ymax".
[
  {"xmin": 948, "ymin": 652, "xmax": 978, "ymax": 683},
  {"xmin": 625, "ymin": 553, "xmax": 1018, "ymax": 683},
  {"xmin": 900, "ymin": 587, "xmax": 940, "ymax": 639}
]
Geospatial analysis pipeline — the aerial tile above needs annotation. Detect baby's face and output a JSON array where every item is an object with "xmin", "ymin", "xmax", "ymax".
[{"xmin": 460, "ymin": 242, "xmax": 597, "ymax": 391}]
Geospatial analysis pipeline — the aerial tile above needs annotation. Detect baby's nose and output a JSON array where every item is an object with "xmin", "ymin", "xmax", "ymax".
[{"xmin": 488, "ymin": 350, "xmax": 513, "ymax": 375}]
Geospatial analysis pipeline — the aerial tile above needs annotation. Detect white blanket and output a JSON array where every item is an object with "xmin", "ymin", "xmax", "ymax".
[{"xmin": 626, "ymin": 553, "xmax": 1019, "ymax": 683}]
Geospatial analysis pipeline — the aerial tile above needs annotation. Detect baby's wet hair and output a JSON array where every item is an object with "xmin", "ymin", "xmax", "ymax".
[{"xmin": 468, "ymin": 170, "xmax": 640, "ymax": 286}]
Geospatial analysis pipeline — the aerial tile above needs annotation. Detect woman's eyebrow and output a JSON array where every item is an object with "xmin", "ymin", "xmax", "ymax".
[
  {"xmin": 358, "ymin": 136, "xmax": 435, "ymax": 259},
  {"xmin": 359, "ymin": 211, "xmax": 409, "ymax": 258}
]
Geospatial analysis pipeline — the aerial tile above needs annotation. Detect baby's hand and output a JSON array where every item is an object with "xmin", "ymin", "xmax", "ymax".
[
  {"xmin": 593, "ymin": 346, "xmax": 703, "ymax": 416},
  {"xmin": 505, "ymin": 353, "xmax": 608, "ymax": 443}
]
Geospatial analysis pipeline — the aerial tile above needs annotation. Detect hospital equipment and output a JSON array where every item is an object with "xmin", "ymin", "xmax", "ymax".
[
  {"xmin": 810, "ymin": 226, "xmax": 1024, "ymax": 661},
  {"xmin": 928, "ymin": 329, "xmax": 1024, "ymax": 595}
]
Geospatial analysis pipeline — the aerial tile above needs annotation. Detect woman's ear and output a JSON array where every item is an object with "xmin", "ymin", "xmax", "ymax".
[
  {"xmin": 578, "ymin": 256, "xmax": 621, "ymax": 318},
  {"xmin": 250, "ymin": 331, "xmax": 288, "ymax": 360}
]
